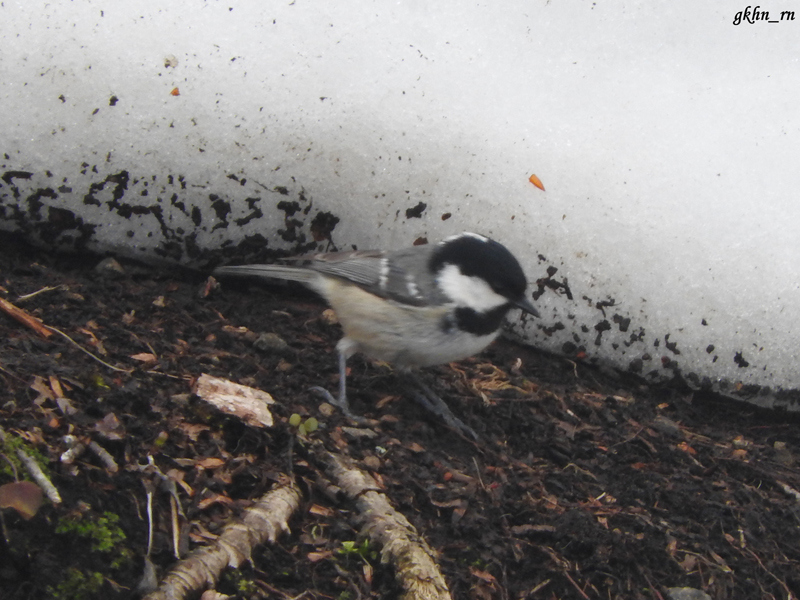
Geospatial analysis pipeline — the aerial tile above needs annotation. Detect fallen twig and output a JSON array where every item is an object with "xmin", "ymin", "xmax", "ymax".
[
  {"xmin": 45, "ymin": 325, "xmax": 133, "ymax": 373},
  {"xmin": 776, "ymin": 480, "xmax": 800, "ymax": 503},
  {"xmin": 16, "ymin": 285, "xmax": 64, "ymax": 302},
  {"xmin": 143, "ymin": 476, "xmax": 301, "ymax": 600},
  {"xmin": 314, "ymin": 443, "xmax": 452, "ymax": 600},
  {"xmin": 0, "ymin": 426, "xmax": 62, "ymax": 505},
  {"xmin": 0, "ymin": 297, "xmax": 52, "ymax": 338}
]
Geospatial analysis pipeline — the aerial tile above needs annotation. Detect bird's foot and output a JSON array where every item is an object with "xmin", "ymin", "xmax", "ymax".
[
  {"xmin": 405, "ymin": 376, "xmax": 479, "ymax": 440},
  {"xmin": 309, "ymin": 386, "xmax": 368, "ymax": 424}
]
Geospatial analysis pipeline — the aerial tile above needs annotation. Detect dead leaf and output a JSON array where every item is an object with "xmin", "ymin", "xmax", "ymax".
[
  {"xmin": 48, "ymin": 376, "xmax": 64, "ymax": 398},
  {"xmin": 56, "ymin": 396, "xmax": 78, "ymax": 416},
  {"xmin": 30, "ymin": 376, "xmax": 54, "ymax": 405},
  {"xmin": 470, "ymin": 568, "xmax": 497, "ymax": 584},
  {"xmin": 95, "ymin": 413, "xmax": 125, "ymax": 440},
  {"xmin": 180, "ymin": 423, "xmax": 211, "ymax": 441},
  {"xmin": 130, "ymin": 353, "xmax": 158, "ymax": 364},
  {"xmin": 307, "ymin": 551, "xmax": 332, "ymax": 563},
  {"xmin": 196, "ymin": 457, "xmax": 225, "ymax": 470},
  {"xmin": 197, "ymin": 493, "xmax": 234, "ymax": 510},
  {"xmin": 679, "ymin": 554, "xmax": 698, "ymax": 572},
  {"xmin": 709, "ymin": 550, "xmax": 733, "ymax": 573},
  {"xmin": 0, "ymin": 481, "xmax": 44, "ymax": 520}
]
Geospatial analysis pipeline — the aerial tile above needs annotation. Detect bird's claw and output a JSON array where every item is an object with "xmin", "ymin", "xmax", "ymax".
[
  {"xmin": 408, "ymin": 388, "xmax": 479, "ymax": 440},
  {"xmin": 308, "ymin": 386, "xmax": 368, "ymax": 424}
]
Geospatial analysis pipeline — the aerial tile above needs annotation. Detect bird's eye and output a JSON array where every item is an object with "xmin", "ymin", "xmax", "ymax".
[{"xmin": 490, "ymin": 282, "xmax": 508, "ymax": 296}]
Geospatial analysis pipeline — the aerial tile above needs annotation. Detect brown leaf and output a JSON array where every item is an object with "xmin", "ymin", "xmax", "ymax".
[
  {"xmin": 197, "ymin": 493, "xmax": 234, "ymax": 510},
  {"xmin": 48, "ymin": 375, "xmax": 64, "ymax": 398},
  {"xmin": 130, "ymin": 353, "xmax": 158, "ymax": 364},
  {"xmin": 196, "ymin": 457, "xmax": 225, "ymax": 470},
  {"xmin": 30, "ymin": 376, "xmax": 54, "ymax": 405},
  {"xmin": 0, "ymin": 481, "xmax": 44, "ymax": 520},
  {"xmin": 470, "ymin": 567, "xmax": 498, "ymax": 583},
  {"xmin": 307, "ymin": 551, "xmax": 332, "ymax": 563},
  {"xmin": 95, "ymin": 412, "xmax": 125, "ymax": 440}
]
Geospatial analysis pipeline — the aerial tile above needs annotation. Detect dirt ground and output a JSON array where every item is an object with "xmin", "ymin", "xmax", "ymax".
[{"xmin": 1, "ymin": 233, "xmax": 799, "ymax": 600}]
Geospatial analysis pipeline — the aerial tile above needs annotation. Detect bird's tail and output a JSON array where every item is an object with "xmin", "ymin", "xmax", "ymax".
[{"xmin": 213, "ymin": 264, "xmax": 317, "ymax": 285}]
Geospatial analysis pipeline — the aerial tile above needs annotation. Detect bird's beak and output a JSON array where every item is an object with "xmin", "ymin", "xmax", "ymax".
[{"xmin": 514, "ymin": 296, "xmax": 540, "ymax": 318}]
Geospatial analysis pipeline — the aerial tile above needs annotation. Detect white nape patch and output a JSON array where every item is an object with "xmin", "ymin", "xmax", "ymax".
[
  {"xmin": 437, "ymin": 264, "xmax": 507, "ymax": 312},
  {"xmin": 378, "ymin": 257, "xmax": 390, "ymax": 289},
  {"xmin": 442, "ymin": 232, "xmax": 488, "ymax": 245},
  {"xmin": 405, "ymin": 273, "xmax": 421, "ymax": 298}
]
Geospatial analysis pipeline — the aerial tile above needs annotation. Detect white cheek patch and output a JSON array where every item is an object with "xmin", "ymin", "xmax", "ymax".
[{"xmin": 437, "ymin": 264, "xmax": 508, "ymax": 312}]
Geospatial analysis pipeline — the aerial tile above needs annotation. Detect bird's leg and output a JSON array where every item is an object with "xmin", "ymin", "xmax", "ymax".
[
  {"xmin": 309, "ymin": 350, "xmax": 366, "ymax": 423},
  {"xmin": 403, "ymin": 372, "xmax": 478, "ymax": 440}
]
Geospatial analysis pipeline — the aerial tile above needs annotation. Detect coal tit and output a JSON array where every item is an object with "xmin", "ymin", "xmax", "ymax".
[{"xmin": 214, "ymin": 232, "xmax": 539, "ymax": 438}]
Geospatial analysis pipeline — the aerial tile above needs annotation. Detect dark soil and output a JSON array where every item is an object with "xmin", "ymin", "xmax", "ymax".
[{"xmin": 1, "ymin": 234, "xmax": 799, "ymax": 600}]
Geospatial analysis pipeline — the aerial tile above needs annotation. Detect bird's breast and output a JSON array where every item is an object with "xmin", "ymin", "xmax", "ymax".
[{"xmin": 317, "ymin": 278, "xmax": 502, "ymax": 368}]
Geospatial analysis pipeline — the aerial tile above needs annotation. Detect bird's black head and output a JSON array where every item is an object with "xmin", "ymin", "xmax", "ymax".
[{"xmin": 430, "ymin": 232, "xmax": 539, "ymax": 317}]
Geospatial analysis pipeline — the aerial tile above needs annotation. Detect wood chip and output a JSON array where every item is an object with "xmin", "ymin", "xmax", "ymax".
[{"xmin": 193, "ymin": 374, "xmax": 274, "ymax": 428}]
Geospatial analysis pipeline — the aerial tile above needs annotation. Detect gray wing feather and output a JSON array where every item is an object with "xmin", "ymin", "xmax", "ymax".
[
  {"xmin": 308, "ymin": 254, "xmax": 385, "ymax": 287},
  {"xmin": 213, "ymin": 264, "xmax": 317, "ymax": 284},
  {"xmin": 214, "ymin": 244, "xmax": 448, "ymax": 307}
]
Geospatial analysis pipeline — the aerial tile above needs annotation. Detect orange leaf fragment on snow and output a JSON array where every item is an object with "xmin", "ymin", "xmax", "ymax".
[
  {"xmin": 170, "ymin": 87, "xmax": 180, "ymax": 96},
  {"xmin": 528, "ymin": 173, "xmax": 545, "ymax": 191},
  {"xmin": 0, "ymin": 481, "xmax": 44, "ymax": 520}
]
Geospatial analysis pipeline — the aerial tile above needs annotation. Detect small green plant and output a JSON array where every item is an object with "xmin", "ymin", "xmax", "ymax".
[
  {"xmin": 336, "ymin": 539, "xmax": 377, "ymax": 562},
  {"xmin": 56, "ymin": 511, "xmax": 126, "ymax": 553},
  {"xmin": 49, "ymin": 511, "xmax": 132, "ymax": 597},
  {"xmin": 289, "ymin": 413, "xmax": 319, "ymax": 436},
  {"xmin": 220, "ymin": 569, "xmax": 260, "ymax": 595},
  {"xmin": 48, "ymin": 568, "xmax": 104, "ymax": 600}
]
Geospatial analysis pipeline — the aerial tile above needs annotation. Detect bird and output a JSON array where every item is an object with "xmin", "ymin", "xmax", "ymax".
[{"xmin": 213, "ymin": 232, "xmax": 540, "ymax": 438}]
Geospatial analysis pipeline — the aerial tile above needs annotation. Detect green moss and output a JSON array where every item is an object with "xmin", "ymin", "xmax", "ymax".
[
  {"xmin": 0, "ymin": 433, "xmax": 51, "ymax": 480},
  {"xmin": 55, "ymin": 511, "xmax": 127, "ymax": 554},
  {"xmin": 45, "ymin": 511, "xmax": 132, "ymax": 599},
  {"xmin": 47, "ymin": 568, "xmax": 104, "ymax": 600},
  {"xmin": 220, "ymin": 569, "xmax": 260, "ymax": 595}
]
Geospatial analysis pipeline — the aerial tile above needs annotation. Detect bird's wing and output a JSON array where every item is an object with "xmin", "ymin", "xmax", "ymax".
[
  {"xmin": 298, "ymin": 250, "xmax": 386, "ymax": 287},
  {"xmin": 297, "ymin": 247, "xmax": 446, "ymax": 307}
]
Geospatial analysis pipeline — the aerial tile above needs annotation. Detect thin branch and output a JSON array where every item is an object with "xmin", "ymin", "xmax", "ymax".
[
  {"xmin": 0, "ymin": 297, "xmax": 52, "ymax": 338},
  {"xmin": 45, "ymin": 325, "xmax": 133, "ymax": 373}
]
